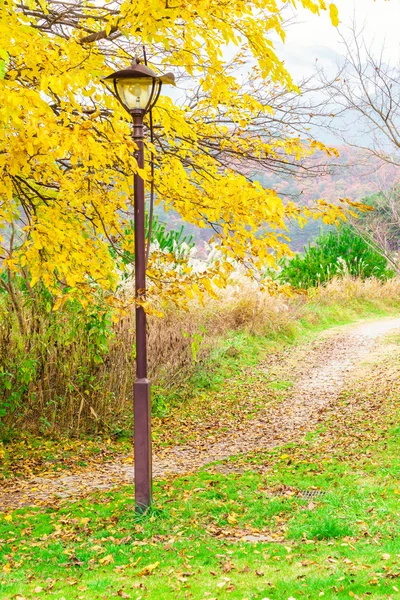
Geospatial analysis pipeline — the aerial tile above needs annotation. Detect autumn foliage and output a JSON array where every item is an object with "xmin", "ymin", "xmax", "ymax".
[{"xmin": 0, "ymin": 0, "xmax": 360, "ymax": 311}]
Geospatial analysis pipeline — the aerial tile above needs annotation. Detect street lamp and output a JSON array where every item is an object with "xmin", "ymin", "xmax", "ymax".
[{"xmin": 104, "ymin": 59, "xmax": 175, "ymax": 512}]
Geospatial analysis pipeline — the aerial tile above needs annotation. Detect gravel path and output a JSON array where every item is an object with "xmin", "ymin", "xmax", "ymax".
[{"xmin": 1, "ymin": 317, "xmax": 399, "ymax": 510}]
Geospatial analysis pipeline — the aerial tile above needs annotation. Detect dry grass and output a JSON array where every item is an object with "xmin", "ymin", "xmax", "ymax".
[
  {"xmin": 309, "ymin": 274, "xmax": 400, "ymax": 303},
  {"xmin": 1, "ymin": 276, "xmax": 400, "ymax": 436}
]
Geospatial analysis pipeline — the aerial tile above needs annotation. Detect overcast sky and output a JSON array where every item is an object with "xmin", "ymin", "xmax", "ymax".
[
  {"xmin": 170, "ymin": 0, "xmax": 400, "ymax": 149},
  {"xmin": 278, "ymin": 0, "xmax": 400, "ymax": 82}
]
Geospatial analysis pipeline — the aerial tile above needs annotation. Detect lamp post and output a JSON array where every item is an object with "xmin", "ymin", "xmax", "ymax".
[{"xmin": 104, "ymin": 59, "xmax": 175, "ymax": 512}]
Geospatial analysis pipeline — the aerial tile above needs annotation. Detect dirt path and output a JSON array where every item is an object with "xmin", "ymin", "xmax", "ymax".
[{"xmin": 1, "ymin": 317, "xmax": 399, "ymax": 510}]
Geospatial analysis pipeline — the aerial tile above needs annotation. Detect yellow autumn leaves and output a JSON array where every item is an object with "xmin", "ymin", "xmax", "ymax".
[
  {"xmin": 329, "ymin": 3, "xmax": 340, "ymax": 27},
  {"xmin": 0, "ymin": 0, "xmax": 343, "ymax": 310}
]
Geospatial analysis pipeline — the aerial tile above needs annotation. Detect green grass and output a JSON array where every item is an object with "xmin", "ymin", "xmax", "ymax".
[{"xmin": 1, "ymin": 336, "xmax": 399, "ymax": 599}]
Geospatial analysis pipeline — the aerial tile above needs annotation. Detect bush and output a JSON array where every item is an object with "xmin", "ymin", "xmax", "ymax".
[{"xmin": 280, "ymin": 225, "xmax": 394, "ymax": 288}]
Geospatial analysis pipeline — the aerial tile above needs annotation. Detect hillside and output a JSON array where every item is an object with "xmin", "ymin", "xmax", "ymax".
[{"xmin": 159, "ymin": 146, "xmax": 400, "ymax": 253}]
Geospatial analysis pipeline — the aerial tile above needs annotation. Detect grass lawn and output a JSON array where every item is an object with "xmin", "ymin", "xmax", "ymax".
[{"xmin": 0, "ymin": 332, "xmax": 399, "ymax": 599}]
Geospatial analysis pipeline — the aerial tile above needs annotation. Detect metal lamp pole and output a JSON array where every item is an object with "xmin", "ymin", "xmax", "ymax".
[
  {"xmin": 132, "ymin": 112, "xmax": 152, "ymax": 510},
  {"xmin": 103, "ymin": 60, "xmax": 175, "ymax": 512}
]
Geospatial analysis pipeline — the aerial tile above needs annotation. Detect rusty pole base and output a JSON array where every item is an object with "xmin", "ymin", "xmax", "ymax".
[{"xmin": 134, "ymin": 377, "xmax": 152, "ymax": 513}]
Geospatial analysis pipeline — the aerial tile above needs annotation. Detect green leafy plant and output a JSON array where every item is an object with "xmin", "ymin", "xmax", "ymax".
[
  {"xmin": 150, "ymin": 216, "xmax": 194, "ymax": 254},
  {"xmin": 113, "ymin": 216, "xmax": 195, "ymax": 274},
  {"xmin": 182, "ymin": 326, "xmax": 205, "ymax": 364},
  {"xmin": 280, "ymin": 225, "xmax": 394, "ymax": 288}
]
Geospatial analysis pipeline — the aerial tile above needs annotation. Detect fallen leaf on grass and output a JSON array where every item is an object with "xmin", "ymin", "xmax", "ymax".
[
  {"xmin": 222, "ymin": 559, "xmax": 234, "ymax": 573},
  {"xmin": 115, "ymin": 535, "xmax": 132, "ymax": 545},
  {"xmin": 114, "ymin": 565, "xmax": 128, "ymax": 572},
  {"xmin": 99, "ymin": 554, "xmax": 114, "ymax": 565},
  {"xmin": 136, "ymin": 561, "xmax": 159, "ymax": 576},
  {"xmin": 227, "ymin": 513, "xmax": 237, "ymax": 525},
  {"xmin": 2, "ymin": 562, "xmax": 11, "ymax": 573},
  {"xmin": 217, "ymin": 577, "xmax": 231, "ymax": 588}
]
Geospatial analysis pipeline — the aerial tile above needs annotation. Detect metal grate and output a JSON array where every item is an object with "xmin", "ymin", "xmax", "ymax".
[{"xmin": 299, "ymin": 489, "xmax": 325, "ymax": 499}]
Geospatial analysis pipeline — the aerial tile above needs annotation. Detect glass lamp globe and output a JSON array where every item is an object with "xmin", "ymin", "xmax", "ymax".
[
  {"xmin": 104, "ymin": 60, "xmax": 175, "ymax": 115},
  {"xmin": 116, "ymin": 78, "xmax": 154, "ymax": 111}
]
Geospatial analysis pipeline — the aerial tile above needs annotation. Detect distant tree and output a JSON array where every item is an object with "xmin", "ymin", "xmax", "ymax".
[
  {"xmin": 319, "ymin": 25, "xmax": 400, "ymax": 273},
  {"xmin": 320, "ymin": 25, "xmax": 400, "ymax": 165},
  {"xmin": 350, "ymin": 187, "xmax": 400, "ymax": 274}
]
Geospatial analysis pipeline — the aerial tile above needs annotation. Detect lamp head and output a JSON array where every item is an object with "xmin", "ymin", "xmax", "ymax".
[{"xmin": 104, "ymin": 58, "xmax": 175, "ymax": 116}]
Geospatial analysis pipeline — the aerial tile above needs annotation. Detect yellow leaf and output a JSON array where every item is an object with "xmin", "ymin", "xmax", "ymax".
[
  {"xmin": 99, "ymin": 554, "xmax": 114, "ymax": 565},
  {"xmin": 4, "ymin": 514, "xmax": 12, "ymax": 522},
  {"xmin": 227, "ymin": 514, "xmax": 237, "ymax": 525},
  {"xmin": 52, "ymin": 297, "xmax": 64, "ymax": 311},
  {"xmin": 202, "ymin": 278, "xmax": 218, "ymax": 299},
  {"xmin": 329, "ymin": 3, "xmax": 339, "ymax": 27},
  {"xmin": 136, "ymin": 561, "xmax": 159, "ymax": 576},
  {"xmin": 185, "ymin": 286, "xmax": 194, "ymax": 300}
]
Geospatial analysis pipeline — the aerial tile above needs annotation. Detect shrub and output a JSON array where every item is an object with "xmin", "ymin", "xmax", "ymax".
[{"xmin": 280, "ymin": 225, "xmax": 394, "ymax": 288}]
